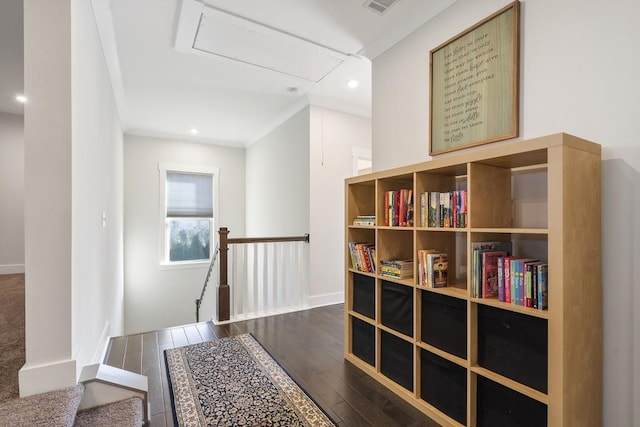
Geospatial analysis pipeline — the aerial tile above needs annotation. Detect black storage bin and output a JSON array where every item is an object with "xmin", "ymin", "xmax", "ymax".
[
  {"xmin": 381, "ymin": 280, "xmax": 413, "ymax": 337},
  {"xmin": 351, "ymin": 317, "xmax": 375, "ymax": 367},
  {"xmin": 421, "ymin": 291, "xmax": 467, "ymax": 358},
  {"xmin": 477, "ymin": 376, "xmax": 547, "ymax": 427},
  {"xmin": 353, "ymin": 273, "xmax": 375, "ymax": 319},
  {"xmin": 420, "ymin": 350, "xmax": 466, "ymax": 425},
  {"xmin": 477, "ymin": 305, "xmax": 548, "ymax": 393},
  {"xmin": 380, "ymin": 331, "xmax": 413, "ymax": 391}
]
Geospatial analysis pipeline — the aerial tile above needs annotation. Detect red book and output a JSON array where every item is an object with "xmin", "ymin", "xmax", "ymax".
[
  {"xmin": 482, "ymin": 251, "xmax": 507, "ymax": 298},
  {"xmin": 384, "ymin": 191, "xmax": 389, "ymax": 226}
]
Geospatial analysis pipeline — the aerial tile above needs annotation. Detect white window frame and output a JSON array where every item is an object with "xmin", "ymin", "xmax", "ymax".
[{"xmin": 158, "ymin": 163, "xmax": 220, "ymax": 269}]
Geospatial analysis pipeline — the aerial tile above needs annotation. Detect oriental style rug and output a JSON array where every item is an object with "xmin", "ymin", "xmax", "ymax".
[{"xmin": 165, "ymin": 333, "xmax": 337, "ymax": 427}]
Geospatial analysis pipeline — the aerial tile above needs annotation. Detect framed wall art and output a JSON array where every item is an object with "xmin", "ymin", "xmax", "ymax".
[{"xmin": 430, "ymin": 1, "xmax": 520, "ymax": 155}]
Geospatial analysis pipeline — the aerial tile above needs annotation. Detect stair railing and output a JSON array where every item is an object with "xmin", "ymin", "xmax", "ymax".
[
  {"xmin": 217, "ymin": 227, "xmax": 309, "ymax": 322},
  {"xmin": 195, "ymin": 241, "xmax": 220, "ymax": 322}
]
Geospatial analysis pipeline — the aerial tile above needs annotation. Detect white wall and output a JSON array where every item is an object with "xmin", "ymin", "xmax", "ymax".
[
  {"xmin": 246, "ymin": 107, "xmax": 310, "ymax": 237},
  {"xmin": 21, "ymin": 0, "xmax": 75, "ymax": 396},
  {"xmin": 372, "ymin": 0, "xmax": 639, "ymax": 425},
  {"xmin": 0, "ymin": 112, "xmax": 24, "ymax": 274},
  {"xmin": 124, "ymin": 134, "xmax": 245, "ymax": 334},
  {"xmin": 21, "ymin": 0, "xmax": 124, "ymax": 396},
  {"xmin": 309, "ymin": 106, "xmax": 371, "ymax": 306},
  {"xmin": 70, "ymin": 0, "xmax": 125, "ymax": 374}
]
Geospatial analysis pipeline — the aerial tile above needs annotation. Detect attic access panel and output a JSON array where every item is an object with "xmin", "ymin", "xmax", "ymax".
[{"xmin": 193, "ymin": 6, "xmax": 346, "ymax": 82}]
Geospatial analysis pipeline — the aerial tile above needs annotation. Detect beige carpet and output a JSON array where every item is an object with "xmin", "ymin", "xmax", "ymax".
[
  {"xmin": 0, "ymin": 273, "xmax": 25, "ymax": 403},
  {"xmin": 0, "ymin": 384, "xmax": 83, "ymax": 427}
]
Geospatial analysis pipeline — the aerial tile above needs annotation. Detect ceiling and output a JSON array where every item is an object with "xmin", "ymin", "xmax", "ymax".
[{"xmin": 1, "ymin": 0, "xmax": 456, "ymax": 146}]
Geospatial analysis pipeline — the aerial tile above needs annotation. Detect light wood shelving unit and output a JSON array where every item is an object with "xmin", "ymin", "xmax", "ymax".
[{"xmin": 344, "ymin": 133, "xmax": 601, "ymax": 427}]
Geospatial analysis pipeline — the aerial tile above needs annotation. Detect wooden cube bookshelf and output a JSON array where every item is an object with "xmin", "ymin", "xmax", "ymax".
[{"xmin": 344, "ymin": 133, "xmax": 601, "ymax": 427}]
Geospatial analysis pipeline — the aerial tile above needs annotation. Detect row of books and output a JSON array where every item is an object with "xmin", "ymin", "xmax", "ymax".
[
  {"xmin": 420, "ymin": 190, "xmax": 467, "ymax": 228},
  {"xmin": 384, "ymin": 189, "xmax": 414, "ymax": 227},
  {"xmin": 471, "ymin": 241, "xmax": 548, "ymax": 310},
  {"xmin": 417, "ymin": 250, "xmax": 448, "ymax": 288},
  {"xmin": 348, "ymin": 242, "xmax": 375, "ymax": 273},
  {"xmin": 352, "ymin": 215, "xmax": 375, "ymax": 226},
  {"xmin": 379, "ymin": 259, "xmax": 413, "ymax": 279}
]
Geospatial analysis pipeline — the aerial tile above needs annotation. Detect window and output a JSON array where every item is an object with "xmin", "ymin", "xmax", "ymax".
[{"xmin": 159, "ymin": 164, "xmax": 219, "ymax": 265}]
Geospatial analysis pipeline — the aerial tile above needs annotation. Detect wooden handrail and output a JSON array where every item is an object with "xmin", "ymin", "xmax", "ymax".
[
  {"xmin": 217, "ymin": 227, "xmax": 309, "ymax": 322},
  {"xmin": 228, "ymin": 234, "xmax": 310, "ymax": 245}
]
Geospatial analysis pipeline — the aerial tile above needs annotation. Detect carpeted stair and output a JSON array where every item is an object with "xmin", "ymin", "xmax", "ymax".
[{"xmin": 0, "ymin": 384, "xmax": 144, "ymax": 427}]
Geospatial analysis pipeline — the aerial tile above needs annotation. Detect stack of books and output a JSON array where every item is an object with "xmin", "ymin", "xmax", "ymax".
[
  {"xmin": 379, "ymin": 259, "xmax": 413, "ymax": 279},
  {"xmin": 352, "ymin": 215, "xmax": 375, "ymax": 226}
]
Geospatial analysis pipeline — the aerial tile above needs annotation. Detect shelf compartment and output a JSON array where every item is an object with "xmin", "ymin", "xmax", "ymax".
[
  {"xmin": 381, "ymin": 280, "xmax": 414, "ymax": 337},
  {"xmin": 477, "ymin": 304, "xmax": 548, "ymax": 393},
  {"xmin": 476, "ymin": 375, "xmax": 547, "ymax": 427},
  {"xmin": 420, "ymin": 349, "xmax": 467, "ymax": 426},
  {"xmin": 415, "ymin": 169, "xmax": 468, "ymax": 229},
  {"xmin": 351, "ymin": 316, "xmax": 376, "ymax": 367},
  {"xmin": 380, "ymin": 330, "xmax": 414, "ymax": 392},
  {"xmin": 468, "ymin": 161, "xmax": 549, "ymax": 229},
  {"xmin": 421, "ymin": 291, "xmax": 467, "ymax": 359},
  {"xmin": 347, "ymin": 181, "xmax": 376, "ymax": 226},
  {"xmin": 352, "ymin": 273, "xmax": 375, "ymax": 319},
  {"xmin": 511, "ymin": 165, "xmax": 548, "ymax": 229},
  {"xmin": 377, "ymin": 228, "xmax": 414, "ymax": 279},
  {"xmin": 347, "ymin": 228, "xmax": 376, "ymax": 273},
  {"xmin": 417, "ymin": 229, "xmax": 466, "ymax": 292},
  {"xmin": 377, "ymin": 174, "xmax": 414, "ymax": 228}
]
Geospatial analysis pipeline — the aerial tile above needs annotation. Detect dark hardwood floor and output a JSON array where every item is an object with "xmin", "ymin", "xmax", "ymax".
[{"xmin": 104, "ymin": 304, "xmax": 440, "ymax": 427}]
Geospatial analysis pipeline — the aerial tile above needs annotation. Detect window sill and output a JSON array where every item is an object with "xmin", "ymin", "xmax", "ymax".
[{"xmin": 159, "ymin": 260, "xmax": 211, "ymax": 271}]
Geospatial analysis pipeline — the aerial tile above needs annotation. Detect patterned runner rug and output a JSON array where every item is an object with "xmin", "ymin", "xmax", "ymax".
[{"xmin": 165, "ymin": 333, "xmax": 337, "ymax": 426}]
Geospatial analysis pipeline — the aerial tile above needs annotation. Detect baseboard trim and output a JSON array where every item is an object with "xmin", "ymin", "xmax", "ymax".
[
  {"xmin": 308, "ymin": 291, "xmax": 344, "ymax": 308},
  {"xmin": 211, "ymin": 293, "xmax": 345, "ymax": 325},
  {"xmin": 18, "ymin": 358, "xmax": 77, "ymax": 397},
  {"xmin": 0, "ymin": 264, "xmax": 25, "ymax": 275}
]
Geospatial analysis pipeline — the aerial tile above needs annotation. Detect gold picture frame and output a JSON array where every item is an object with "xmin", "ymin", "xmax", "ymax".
[{"xmin": 430, "ymin": 1, "xmax": 520, "ymax": 155}]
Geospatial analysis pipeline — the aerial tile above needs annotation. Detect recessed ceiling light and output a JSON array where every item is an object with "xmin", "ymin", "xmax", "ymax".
[
  {"xmin": 346, "ymin": 79, "xmax": 359, "ymax": 89},
  {"xmin": 190, "ymin": 128, "xmax": 199, "ymax": 135},
  {"xmin": 16, "ymin": 95, "xmax": 27, "ymax": 103}
]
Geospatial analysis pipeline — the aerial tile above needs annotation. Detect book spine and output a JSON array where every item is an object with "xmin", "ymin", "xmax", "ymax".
[
  {"xmin": 497, "ymin": 256, "xmax": 505, "ymax": 302},
  {"xmin": 514, "ymin": 260, "xmax": 520, "ymax": 305},
  {"xmin": 384, "ymin": 191, "xmax": 389, "ymax": 226},
  {"xmin": 348, "ymin": 242, "xmax": 358, "ymax": 270},
  {"xmin": 407, "ymin": 190, "xmax": 414, "ymax": 226},
  {"xmin": 399, "ymin": 189, "xmax": 406, "ymax": 227},
  {"xmin": 525, "ymin": 263, "xmax": 533, "ymax": 307},
  {"xmin": 532, "ymin": 263, "xmax": 539, "ymax": 309},
  {"xmin": 538, "ymin": 264, "xmax": 548, "ymax": 310},
  {"xmin": 420, "ymin": 192, "xmax": 426, "ymax": 227},
  {"xmin": 505, "ymin": 257, "xmax": 513, "ymax": 304},
  {"xmin": 481, "ymin": 253, "xmax": 488, "ymax": 298},
  {"xmin": 517, "ymin": 260, "xmax": 525, "ymax": 306}
]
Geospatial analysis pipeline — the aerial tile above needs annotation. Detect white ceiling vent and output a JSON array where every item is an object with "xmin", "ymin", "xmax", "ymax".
[{"xmin": 362, "ymin": 0, "xmax": 399, "ymax": 15}]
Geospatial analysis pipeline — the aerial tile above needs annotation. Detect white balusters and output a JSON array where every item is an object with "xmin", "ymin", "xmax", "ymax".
[{"xmin": 227, "ymin": 240, "xmax": 308, "ymax": 320}]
